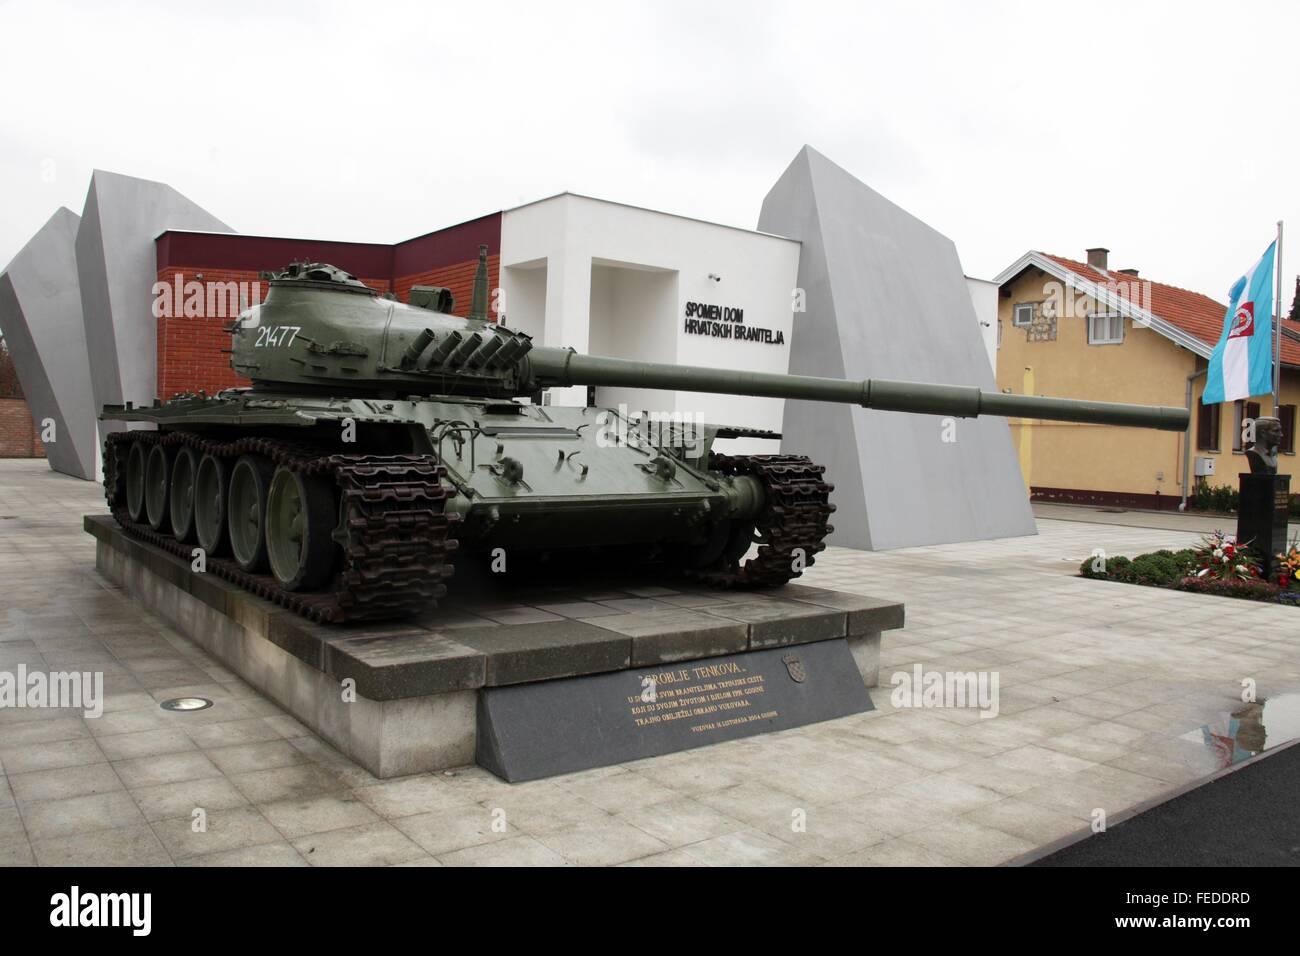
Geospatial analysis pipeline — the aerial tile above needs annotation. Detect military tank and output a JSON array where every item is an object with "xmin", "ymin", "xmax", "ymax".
[{"xmin": 101, "ymin": 247, "xmax": 1190, "ymax": 623}]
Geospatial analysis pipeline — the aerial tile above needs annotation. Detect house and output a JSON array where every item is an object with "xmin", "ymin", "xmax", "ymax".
[{"xmin": 993, "ymin": 247, "xmax": 1299, "ymax": 509}]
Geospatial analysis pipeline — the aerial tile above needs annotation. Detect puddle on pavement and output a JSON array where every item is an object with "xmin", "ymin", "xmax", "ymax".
[{"xmin": 1181, "ymin": 693, "xmax": 1300, "ymax": 768}]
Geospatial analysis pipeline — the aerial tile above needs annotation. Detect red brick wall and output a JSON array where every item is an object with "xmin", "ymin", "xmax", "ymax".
[
  {"xmin": 153, "ymin": 212, "xmax": 503, "ymax": 400},
  {"xmin": 393, "ymin": 255, "xmax": 500, "ymax": 319},
  {"xmin": 0, "ymin": 398, "xmax": 45, "ymax": 458},
  {"xmin": 154, "ymin": 268, "xmax": 391, "ymax": 401}
]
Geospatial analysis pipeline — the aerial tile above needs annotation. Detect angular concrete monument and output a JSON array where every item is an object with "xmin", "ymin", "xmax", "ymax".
[
  {"xmin": 0, "ymin": 208, "xmax": 97, "ymax": 479},
  {"xmin": 759, "ymin": 146, "xmax": 1035, "ymax": 549},
  {"xmin": 76, "ymin": 170, "xmax": 232, "ymax": 433}
]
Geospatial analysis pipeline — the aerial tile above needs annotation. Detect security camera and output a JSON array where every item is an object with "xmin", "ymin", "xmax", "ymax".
[{"xmin": 708, "ymin": 273, "xmax": 722, "ymax": 282}]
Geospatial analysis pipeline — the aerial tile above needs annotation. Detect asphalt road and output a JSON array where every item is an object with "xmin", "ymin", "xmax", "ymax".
[
  {"xmin": 1032, "ymin": 501, "xmax": 1300, "ymax": 538},
  {"xmin": 1031, "ymin": 743, "xmax": 1300, "ymax": 866}
]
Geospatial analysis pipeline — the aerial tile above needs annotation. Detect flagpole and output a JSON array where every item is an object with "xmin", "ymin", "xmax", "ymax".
[{"xmin": 1274, "ymin": 219, "xmax": 1284, "ymax": 412}]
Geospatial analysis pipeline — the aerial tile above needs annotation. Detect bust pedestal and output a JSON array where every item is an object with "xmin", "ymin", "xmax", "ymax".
[{"xmin": 1236, "ymin": 473, "xmax": 1291, "ymax": 580}]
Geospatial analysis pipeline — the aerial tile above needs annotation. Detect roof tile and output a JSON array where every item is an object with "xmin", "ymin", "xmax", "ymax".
[{"xmin": 1040, "ymin": 253, "xmax": 1300, "ymax": 366}]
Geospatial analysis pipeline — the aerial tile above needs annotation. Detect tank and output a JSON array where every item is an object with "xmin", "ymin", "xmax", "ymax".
[{"xmin": 100, "ymin": 247, "xmax": 1190, "ymax": 622}]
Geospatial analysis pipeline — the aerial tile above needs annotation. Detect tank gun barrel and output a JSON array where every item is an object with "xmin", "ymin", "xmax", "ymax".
[{"xmin": 525, "ymin": 349, "xmax": 1189, "ymax": 431}]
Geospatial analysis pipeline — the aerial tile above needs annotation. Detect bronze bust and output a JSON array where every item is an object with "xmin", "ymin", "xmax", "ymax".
[{"xmin": 1246, "ymin": 416, "xmax": 1283, "ymax": 475}]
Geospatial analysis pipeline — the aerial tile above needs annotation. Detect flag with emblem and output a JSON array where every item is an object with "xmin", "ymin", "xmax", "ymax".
[{"xmin": 1202, "ymin": 240, "xmax": 1277, "ymax": 405}]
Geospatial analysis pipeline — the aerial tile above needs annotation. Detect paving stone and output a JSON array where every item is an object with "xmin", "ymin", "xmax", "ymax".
[
  {"xmin": 183, "ymin": 717, "xmax": 286, "ymax": 750},
  {"xmin": 31, "ymin": 822, "xmax": 171, "ymax": 866},
  {"xmin": 0, "ymin": 839, "xmax": 35, "ymax": 865},
  {"xmin": 781, "ymin": 586, "xmax": 906, "ymax": 634},
  {"xmin": 588, "ymin": 610, "xmax": 748, "ymax": 666},
  {"xmin": 451, "ymin": 620, "xmax": 630, "ymax": 684},
  {"xmin": 22, "ymin": 790, "xmax": 146, "ymax": 840},
  {"xmin": 678, "ymin": 827, "xmax": 821, "ymax": 866},
  {"xmin": 533, "ymin": 818, "xmax": 670, "ymax": 866},
  {"xmin": 292, "ymin": 821, "xmax": 429, "ymax": 866},
  {"xmin": 614, "ymin": 796, "xmax": 743, "ymax": 846},
  {"xmin": 706, "ymin": 599, "xmax": 846, "ymax": 648},
  {"xmin": 97, "ymin": 728, "xmax": 196, "ymax": 761},
  {"xmin": 228, "ymin": 764, "xmax": 350, "ymax": 804},
  {"xmin": 0, "ymin": 737, "xmax": 105, "ymax": 774},
  {"xmin": 10, "ymin": 763, "xmax": 123, "ymax": 803},
  {"xmin": 154, "ymin": 806, "xmax": 282, "ymax": 860},
  {"xmin": 0, "ymin": 716, "xmax": 90, "ymax": 746},
  {"xmin": 323, "ymin": 632, "xmax": 486, "ymax": 697},
  {"xmin": 437, "ymin": 833, "xmax": 569, "ymax": 866},
  {"xmin": 112, "ymin": 751, "xmax": 223, "ymax": 789},
  {"xmin": 257, "ymin": 792, "xmax": 381, "ymax": 840},
  {"xmin": 534, "ymin": 601, "xmax": 626, "ymax": 619},
  {"xmin": 180, "ymin": 842, "xmax": 307, "ymax": 866},
  {"xmin": 391, "ymin": 805, "xmax": 513, "ymax": 856},
  {"xmin": 899, "ymin": 817, "xmax": 1037, "ymax": 866},
  {"xmin": 129, "ymin": 776, "xmax": 251, "ymax": 822},
  {"xmin": 204, "ymin": 739, "xmax": 311, "ymax": 776},
  {"xmin": 352, "ymin": 775, "xmax": 483, "ymax": 819}
]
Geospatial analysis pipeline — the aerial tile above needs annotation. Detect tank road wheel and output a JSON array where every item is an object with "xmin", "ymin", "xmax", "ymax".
[
  {"xmin": 227, "ymin": 455, "xmax": 273, "ymax": 573},
  {"xmin": 144, "ymin": 444, "xmax": 172, "ymax": 532},
  {"xmin": 168, "ymin": 446, "xmax": 199, "ymax": 543},
  {"xmin": 265, "ymin": 466, "xmax": 336, "ymax": 591},
  {"xmin": 194, "ymin": 453, "xmax": 230, "ymax": 556},
  {"xmin": 125, "ymin": 440, "xmax": 148, "ymax": 523},
  {"xmin": 690, "ymin": 455, "xmax": 835, "ymax": 588}
]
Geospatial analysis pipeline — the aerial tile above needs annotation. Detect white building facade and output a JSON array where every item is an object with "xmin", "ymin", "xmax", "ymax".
[{"xmin": 499, "ymin": 194, "xmax": 801, "ymax": 453}]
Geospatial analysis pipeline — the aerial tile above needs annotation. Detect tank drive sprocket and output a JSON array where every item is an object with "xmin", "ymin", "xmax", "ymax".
[
  {"xmin": 103, "ymin": 431, "xmax": 459, "ymax": 623},
  {"xmin": 688, "ymin": 453, "xmax": 836, "ymax": 588}
]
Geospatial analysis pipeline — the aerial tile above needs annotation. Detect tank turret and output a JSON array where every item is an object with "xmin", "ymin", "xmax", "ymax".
[{"xmin": 100, "ymin": 254, "xmax": 1190, "ymax": 623}]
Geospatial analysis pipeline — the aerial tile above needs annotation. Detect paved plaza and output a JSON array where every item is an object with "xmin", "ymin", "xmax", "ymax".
[{"xmin": 1, "ymin": 459, "xmax": 1296, "ymax": 866}]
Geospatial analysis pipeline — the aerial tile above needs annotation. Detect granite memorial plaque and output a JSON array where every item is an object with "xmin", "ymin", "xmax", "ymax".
[
  {"xmin": 476, "ymin": 638, "xmax": 874, "ymax": 782},
  {"xmin": 1237, "ymin": 472, "xmax": 1291, "ymax": 578}
]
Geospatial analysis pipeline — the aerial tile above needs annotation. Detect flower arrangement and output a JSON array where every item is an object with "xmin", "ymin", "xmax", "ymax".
[
  {"xmin": 1077, "ymin": 534, "xmax": 1298, "ymax": 606},
  {"xmin": 1191, "ymin": 531, "xmax": 1261, "ymax": 581},
  {"xmin": 1276, "ymin": 541, "xmax": 1300, "ymax": 591}
]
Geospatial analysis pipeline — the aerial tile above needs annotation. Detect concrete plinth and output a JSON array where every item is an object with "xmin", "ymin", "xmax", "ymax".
[{"xmin": 86, "ymin": 515, "xmax": 903, "ymax": 778}]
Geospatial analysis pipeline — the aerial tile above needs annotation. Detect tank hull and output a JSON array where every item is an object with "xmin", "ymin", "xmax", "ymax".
[{"xmin": 102, "ymin": 392, "xmax": 829, "ymax": 621}]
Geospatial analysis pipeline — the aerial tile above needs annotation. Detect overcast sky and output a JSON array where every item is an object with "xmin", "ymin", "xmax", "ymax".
[{"xmin": 2, "ymin": 0, "xmax": 1296, "ymax": 305}]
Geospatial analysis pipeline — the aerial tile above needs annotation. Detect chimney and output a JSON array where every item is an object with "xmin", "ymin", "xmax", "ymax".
[
  {"xmin": 1086, "ymin": 247, "xmax": 1109, "ymax": 271},
  {"xmin": 1118, "ymin": 267, "xmax": 1139, "ymax": 277}
]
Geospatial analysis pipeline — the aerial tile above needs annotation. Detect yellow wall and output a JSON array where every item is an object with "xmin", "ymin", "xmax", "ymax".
[{"xmin": 995, "ymin": 266, "xmax": 1299, "ymax": 504}]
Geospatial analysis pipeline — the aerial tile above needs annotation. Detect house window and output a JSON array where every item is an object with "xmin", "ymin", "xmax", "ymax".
[
  {"xmin": 1279, "ymin": 404, "xmax": 1296, "ymax": 454},
  {"xmin": 1196, "ymin": 401, "xmax": 1220, "ymax": 452},
  {"xmin": 1013, "ymin": 303, "xmax": 1033, "ymax": 328},
  {"xmin": 996, "ymin": 320, "xmax": 1003, "ymax": 349},
  {"xmin": 1087, "ymin": 312, "xmax": 1124, "ymax": 345},
  {"xmin": 1232, "ymin": 400, "xmax": 1262, "ymax": 452}
]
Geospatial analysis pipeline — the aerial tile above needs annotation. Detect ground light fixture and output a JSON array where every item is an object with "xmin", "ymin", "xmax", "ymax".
[{"xmin": 159, "ymin": 696, "xmax": 213, "ymax": 712}]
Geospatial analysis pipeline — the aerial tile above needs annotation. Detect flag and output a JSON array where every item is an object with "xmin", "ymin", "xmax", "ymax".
[{"xmin": 1203, "ymin": 240, "xmax": 1277, "ymax": 405}]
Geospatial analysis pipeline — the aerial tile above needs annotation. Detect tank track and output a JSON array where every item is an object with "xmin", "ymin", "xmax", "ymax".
[
  {"xmin": 103, "ymin": 431, "xmax": 459, "ymax": 623},
  {"xmin": 690, "ymin": 454, "xmax": 836, "ymax": 588}
]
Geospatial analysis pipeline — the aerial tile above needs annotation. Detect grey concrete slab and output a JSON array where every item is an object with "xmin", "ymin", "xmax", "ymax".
[
  {"xmin": 759, "ymin": 146, "xmax": 1037, "ymax": 550},
  {"xmin": 83, "ymin": 513, "xmax": 899, "ymax": 697},
  {"xmin": 450, "ymin": 619, "xmax": 631, "ymax": 684},
  {"xmin": 0, "ymin": 208, "xmax": 96, "ymax": 479},
  {"xmin": 74, "ymin": 169, "xmax": 232, "ymax": 436}
]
